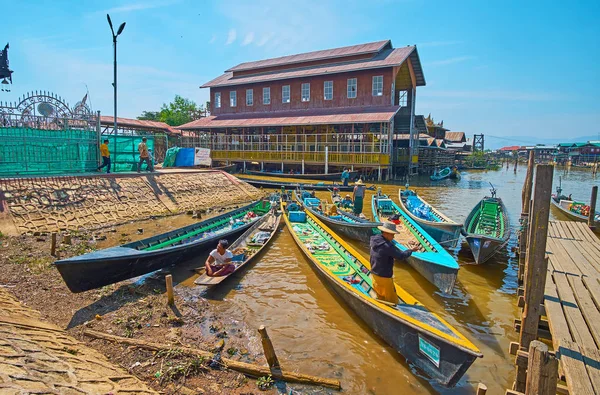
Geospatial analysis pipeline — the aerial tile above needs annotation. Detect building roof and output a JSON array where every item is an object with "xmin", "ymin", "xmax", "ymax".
[
  {"xmin": 226, "ymin": 40, "xmax": 390, "ymax": 72},
  {"xmin": 498, "ymin": 145, "xmax": 522, "ymax": 151},
  {"xmin": 177, "ymin": 106, "xmax": 400, "ymax": 130},
  {"xmin": 202, "ymin": 44, "xmax": 425, "ymax": 88},
  {"xmin": 444, "ymin": 131, "xmax": 465, "ymax": 142},
  {"xmin": 100, "ymin": 116, "xmax": 178, "ymax": 134}
]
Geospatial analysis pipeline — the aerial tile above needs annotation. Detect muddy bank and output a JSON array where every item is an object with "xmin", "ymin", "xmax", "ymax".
[{"xmin": 0, "ymin": 208, "xmax": 310, "ymax": 394}]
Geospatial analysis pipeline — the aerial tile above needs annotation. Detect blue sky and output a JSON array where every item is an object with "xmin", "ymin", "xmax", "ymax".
[{"xmin": 2, "ymin": 0, "xmax": 599, "ymax": 145}]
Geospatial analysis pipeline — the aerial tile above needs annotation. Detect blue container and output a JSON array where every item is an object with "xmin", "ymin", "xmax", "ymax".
[
  {"xmin": 288, "ymin": 211, "xmax": 307, "ymax": 223},
  {"xmin": 174, "ymin": 148, "xmax": 195, "ymax": 167},
  {"xmin": 303, "ymin": 198, "xmax": 320, "ymax": 208}
]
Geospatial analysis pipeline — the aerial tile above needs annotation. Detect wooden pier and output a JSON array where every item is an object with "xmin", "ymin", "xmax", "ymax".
[{"xmin": 509, "ymin": 157, "xmax": 600, "ymax": 394}]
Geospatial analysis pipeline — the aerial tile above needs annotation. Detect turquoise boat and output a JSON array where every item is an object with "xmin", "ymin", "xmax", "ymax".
[{"xmin": 371, "ymin": 194, "xmax": 459, "ymax": 294}]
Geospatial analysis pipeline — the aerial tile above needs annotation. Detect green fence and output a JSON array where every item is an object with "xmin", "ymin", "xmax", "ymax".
[
  {"xmin": 0, "ymin": 127, "xmax": 99, "ymax": 176},
  {"xmin": 106, "ymin": 135, "xmax": 155, "ymax": 172}
]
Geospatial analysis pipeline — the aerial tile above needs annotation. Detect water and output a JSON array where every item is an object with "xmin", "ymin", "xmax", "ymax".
[{"xmin": 179, "ymin": 166, "xmax": 598, "ymax": 394}]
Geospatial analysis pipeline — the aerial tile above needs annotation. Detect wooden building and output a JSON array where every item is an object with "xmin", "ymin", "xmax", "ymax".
[{"xmin": 178, "ymin": 40, "xmax": 426, "ymax": 179}]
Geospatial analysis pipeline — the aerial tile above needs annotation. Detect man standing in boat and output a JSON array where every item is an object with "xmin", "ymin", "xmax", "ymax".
[
  {"xmin": 341, "ymin": 168, "xmax": 350, "ymax": 186},
  {"xmin": 352, "ymin": 179, "xmax": 366, "ymax": 215},
  {"xmin": 205, "ymin": 239, "xmax": 236, "ymax": 277},
  {"xmin": 370, "ymin": 223, "xmax": 419, "ymax": 304}
]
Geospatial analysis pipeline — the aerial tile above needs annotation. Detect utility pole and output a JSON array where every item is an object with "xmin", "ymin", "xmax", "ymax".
[{"xmin": 107, "ymin": 14, "xmax": 126, "ymax": 173}]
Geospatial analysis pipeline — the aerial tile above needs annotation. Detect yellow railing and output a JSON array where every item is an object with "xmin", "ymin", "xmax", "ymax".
[{"xmin": 211, "ymin": 150, "xmax": 390, "ymax": 166}]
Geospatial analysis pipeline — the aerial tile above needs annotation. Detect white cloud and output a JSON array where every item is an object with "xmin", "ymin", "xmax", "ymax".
[
  {"xmin": 209, "ymin": 35, "xmax": 217, "ymax": 44},
  {"xmin": 226, "ymin": 29, "xmax": 237, "ymax": 45},
  {"xmin": 427, "ymin": 56, "xmax": 475, "ymax": 66},
  {"xmin": 256, "ymin": 33, "xmax": 272, "ymax": 47},
  {"xmin": 242, "ymin": 32, "xmax": 255, "ymax": 46}
]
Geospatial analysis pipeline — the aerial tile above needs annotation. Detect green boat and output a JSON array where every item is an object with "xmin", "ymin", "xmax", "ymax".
[{"xmin": 462, "ymin": 188, "xmax": 511, "ymax": 264}]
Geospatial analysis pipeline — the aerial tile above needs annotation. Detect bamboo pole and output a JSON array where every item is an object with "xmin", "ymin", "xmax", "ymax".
[
  {"xmin": 166, "ymin": 274, "xmax": 174, "ymax": 306},
  {"xmin": 524, "ymin": 341, "xmax": 558, "ymax": 395},
  {"xmin": 50, "ymin": 232, "xmax": 57, "ymax": 256},
  {"xmin": 82, "ymin": 329, "xmax": 341, "ymax": 389},
  {"xmin": 476, "ymin": 383, "xmax": 488, "ymax": 395},
  {"xmin": 589, "ymin": 185, "xmax": 598, "ymax": 229},
  {"xmin": 258, "ymin": 325, "xmax": 280, "ymax": 370}
]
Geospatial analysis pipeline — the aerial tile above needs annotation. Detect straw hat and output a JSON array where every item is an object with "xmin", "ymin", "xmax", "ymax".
[
  {"xmin": 355, "ymin": 179, "xmax": 364, "ymax": 185},
  {"xmin": 377, "ymin": 222, "xmax": 398, "ymax": 234}
]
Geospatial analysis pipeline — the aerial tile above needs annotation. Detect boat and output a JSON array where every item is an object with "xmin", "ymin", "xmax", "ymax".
[
  {"xmin": 550, "ymin": 179, "xmax": 600, "ymax": 223},
  {"xmin": 294, "ymin": 191, "xmax": 380, "ymax": 243},
  {"xmin": 371, "ymin": 194, "xmax": 459, "ymax": 293},
  {"xmin": 245, "ymin": 170, "xmax": 359, "ymax": 181},
  {"xmin": 194, "ymin": 210, "xmax": 281, "ymax": 286},
  {"xmin": 238, "ymin": 177, "xmax": 373, "ymax": 192},
  {"xmin": 430, "ymin": 167, "xmax": 461, "ymax": 181},
  {"xmin": 54, "ymin": 200, "xmax": 272, "ymax": 293},
  {"xmin": 213, "ymin": 163, "xmax": 237, "ymax": 173},
  {"xmin": 282, "ymin": 201, "xmax": 482, "ymax": 386},
  {"xmin": 398, "ymin": 189, "xmax": 463, "ymax": 249},
  {"xmin": 462, "ymin": 187, "xmax": 511, "ymax": 264}
]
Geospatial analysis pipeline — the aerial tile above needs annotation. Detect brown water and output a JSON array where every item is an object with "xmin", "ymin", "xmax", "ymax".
[{"xmin": 173, "ymin": 166, "xmax": 598, "ymax": 394}]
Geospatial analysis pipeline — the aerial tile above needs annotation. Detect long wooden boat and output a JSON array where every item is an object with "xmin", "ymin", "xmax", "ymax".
[
  {"xmin": 238, "ymin": 177, "xmax": 372, "ymax": 192},
  {"xmin": 213, "ymin": 163, "xmax": 237, "ymax": 173},
  {"xmin": 194, "ymin": 211, "xmax": 281, "ymax": 286},
  {"xmin": 293, "ymin": 191, "xmax": 380, "ymax": 243},
  {"xmin": 462, "ymin": 195, "xmax": 511, "ymax": 264},
  {"xmin": 398, "ymin": 189, "xmax": 463, "ymax": 249},
  {"xmin": 430, "ymin": 167, "xmax": 461, "ymax": 181},
  {"xmin": 551, "ymin": 194, "xmax": 600, "ymax": 223},
  {"xmin": 282, "ymin": 202, "xmax": 482, "ymax": 386},
  {"xmin": 371, "ymin": 194, "xmax": 459, "ymax": 294},
  {"xmin": 246, "ymin": 170, "xmax": 359, "ymax": 181},
  {"xmin": 54, "ymin": 201, "xmax": 272, "ymax": 293}
]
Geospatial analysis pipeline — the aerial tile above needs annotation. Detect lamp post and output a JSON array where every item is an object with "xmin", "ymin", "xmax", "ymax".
[{"xmin": 107, "ymin": 14, "xmax": 126, "ymax": 173}]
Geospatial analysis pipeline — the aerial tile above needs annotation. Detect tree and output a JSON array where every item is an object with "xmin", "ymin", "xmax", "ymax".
[{"xmin": 137, "ymin": 95, "xmax": 206, "ymax": 126}]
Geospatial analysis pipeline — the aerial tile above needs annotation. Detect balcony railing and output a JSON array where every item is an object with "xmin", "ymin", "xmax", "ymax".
[{"xmin": 211, "ymin": 150, "xmax": 390, "ymax": 166}]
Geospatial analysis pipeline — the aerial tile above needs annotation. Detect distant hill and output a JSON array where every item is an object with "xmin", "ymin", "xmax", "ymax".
[{"xmin": 484, "ymin": 134, "xmax": 600, "ymax": 150}]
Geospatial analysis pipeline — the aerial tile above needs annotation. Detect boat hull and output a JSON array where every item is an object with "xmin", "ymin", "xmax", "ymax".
[
  {"xmin": 551, "ymin": 198, "xmax": 600, "ymax": 223},
  {"xmin": 239, "ymin": 177, "xmax": 358, "ymax": 192},
  {"xmin": 465, "ymin": 235, "xmax": 507, "ymax": 264},
  {"xmin": 308, "ymin": 209, "xmax": 379, "ymax": 244},
  {"xmin": 246, "ymin": 170, "xmax": 358, "ymax": 181}
]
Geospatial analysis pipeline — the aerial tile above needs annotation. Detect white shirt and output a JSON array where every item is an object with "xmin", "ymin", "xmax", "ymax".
[{"xmin": 209, "ymin": 249, "xmax": 233, "ymax": 266}]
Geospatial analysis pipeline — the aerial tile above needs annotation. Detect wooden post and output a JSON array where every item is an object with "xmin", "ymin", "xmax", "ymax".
[
  {"xmin": 588, "ymin": 185, "xmax": 598, "ymax": 229},
  {"xmin": 166, "ymin": 274, "xmax": 174, "ymax": 306},
  {"xmin": 515, "ymin": 164, "xmax": 553, "ymax": 392},
  {"xmin": 63, "ymin": 233, "xmax": 72, "ymax": 245},
  {"xmin": 524, "ymin": 341, "xmax": 558, "ymax": 395},
  {"xmin": 476, "ymin": 383, "xmax": 487, "ymax": 395},
  {"xmin": 258, "ymin": 325, "xmax": 280, "ymax": 370},
  {"xmin": 522, "ymin": 151, "xmax": 535, "ymax": 214},
  {"xmin": 514, "ymin": 154, "xmax": 519, "ymax": 173},
  {"xmin": 50, "ymin": 232, "xmax": 57, "ymax": 256}
]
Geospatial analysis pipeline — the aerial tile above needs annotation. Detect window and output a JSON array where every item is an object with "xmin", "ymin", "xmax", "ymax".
[
  {"xmin": 215, "ymin": 92, "xmax": 221, "ymax": 108},
  {"xmin": 263, "ymin": 87, "xmax": 271, "ymax": 104},
  {"xmin": 230, "ymin": 91, "xmax": 237, "ymax": 107},
  {"xmin": 398, "ymin": 90, "xmax": 408, "ymax": 107},
  {"xmin": 347, "ymin": 78, "xmax": 357, "ymax": 99},
  {"xmin": 324, "ymin": 81, "xmax": 333, "ymax": 100},
  {"xmin": 282, "ymin": 85, "xmax": 290, "ymax": 103},
  {"xmin": 301, "ymin": 83, "xmax": 310, "ymax": 102},
  {"xmin": 246, "ymin": 89, "xmax": 253, "ymax": 106},
  {"xmin": 372, "ymin": 76, "xmax": 383, "ymax": 96}
]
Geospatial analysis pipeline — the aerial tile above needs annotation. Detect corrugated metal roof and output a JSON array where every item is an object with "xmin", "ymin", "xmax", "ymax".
[
  {"xmin": 444, "ymin": 131, "xmax": 465, "ymax": 142},
  {"xmin": 99, "ymin": 116, "xmax": 179, "ymax": 134},
  {"xmin": 498, "ymin": 145, "xmax": 522, "ymax": 151},
  {"xmin": 177, "ymin": 106, "xmax": 400, "ymax": 129},
  {"xmin": 226, "ymin": 40, "xmax": 390, "ymax": 72},
  {"xmin": 202, "ymin": 46, "xmax": 425, "ymax": 88}
]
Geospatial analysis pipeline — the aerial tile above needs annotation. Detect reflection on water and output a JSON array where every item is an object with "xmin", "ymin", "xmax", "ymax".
[{"xmin": 172, "ymin": 167, "xmax": 597, "ymax": 394}]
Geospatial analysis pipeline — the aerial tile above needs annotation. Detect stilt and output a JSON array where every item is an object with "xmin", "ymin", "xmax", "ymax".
[
  {"xmin": 378, "ymin": 166, "xmax": 382, "ymax": 181},
  {"xmin": 243, "ymin": 161, "xmax": 246, "ymax": 172},
  {"xmin": 302, "ymin": 159, "xmax": 305, "ymax": 174},
  {"xmin": 589, "ymin": 185, "xmax": 598, "ymax": 229},
  {"xmin": 166, "ymin": 274, "xmax": 174, "ymax": 306},
  {"xmin": 261, "ymin": 162, "xmax": 264, "ymax": 171},
  {"xmin": 281, "ymin": 162, "xmax": 284, "ymax": 173},
  {"xmin": 325, "ymin": 147, "xmax": 329, "ymax": 174}
]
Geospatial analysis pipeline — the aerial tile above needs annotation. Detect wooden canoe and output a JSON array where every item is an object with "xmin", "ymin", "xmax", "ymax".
[
  {"xmin": 282, "ymin": 201, "xmax": 482, "ymax": 386},
  {"xmin": 238, "ymin": 177, "xmax": 373, "ymax": 192},
  {"xmin": 245, "ymin": 170, "xmax": 359, "ymax": 181},
  {"xmin": 293, "ymin": 191, "xmax": 380, "ymax": 244},
  {"xmin": 194, "ymin": 211, "xmax": 281, "ymax": 286},
  {"xmin": 398, "ymin": 189, "xmax": 463, "ymax": 249},
  {"xmin": 371, "ymin": 194, "xmax": 459, "ymax": 294},
  {"xmin": 430, "ymin": 167, "xmax": 461, "ymax": 181},
  {"xmin": 551, "ymin": 194, "xmax": 600, "ymax": 223},
  {"xmin": 462, "ymin": 196, "xmax": 511, "ymax": 264},
  {"xmin": 54, "ymin": 201, "xmax": 272, "ymax": 293}
]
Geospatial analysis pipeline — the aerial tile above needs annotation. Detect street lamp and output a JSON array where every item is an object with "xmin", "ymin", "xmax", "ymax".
[{"xmin": 107, "ymin": 14, "xmax": 126, "ymax": 173}]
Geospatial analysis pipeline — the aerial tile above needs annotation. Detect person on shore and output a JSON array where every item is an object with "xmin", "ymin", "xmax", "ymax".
[
  {"xmin": 353, "ymin": 179, "xmax": 366, "ymax": 215},
  {"xmin": 97, "ymin": 139, "xmax": 111, "ymax": 174},
  {"xmin": 341, "ymin": 168, "xmax": 350, "ymax": 186},
  {"xmin": 370, "ymin": 223, "xmax": 419, "ymax": 304},
  {"xmin": 205, "ymin": 239, "xmax": 236, "ymax": 277},
  {"xmin": 137, "ymin": 137, "xmax": 154, "ymax": 173}
]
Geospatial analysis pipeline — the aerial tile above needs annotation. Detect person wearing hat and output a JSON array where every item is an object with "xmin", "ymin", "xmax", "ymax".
[
  {"xmin": 352, "ymin": 179, "xmax": 366, "ymax": 215},
  {"xmin": 341, "ymin": 194, "xmax": 353, "ymax": 209},
  {"xmin": 370, "ymin": 223, "xmax": 420, "ymax": 304}
]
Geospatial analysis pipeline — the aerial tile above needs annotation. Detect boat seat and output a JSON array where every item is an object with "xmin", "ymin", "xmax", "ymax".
[{"xmin": 378, "ymin": 199, "xmax": 395, "ymax": 215}]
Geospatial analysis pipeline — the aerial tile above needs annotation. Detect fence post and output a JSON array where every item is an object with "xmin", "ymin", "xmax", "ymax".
[
  {"xmin": 166, "ymin": 275, "xmax": 174, "ymax": 306},
  {"xmin": 525, "ymin": 340, "xmax": 558, "ymax": 395},
  {"xmin": 589, "ymin": 186, "xmax": 598, "ymax": 229},
  {"xmin": 258, "ymin": 325, "xmax": 281, "ymax": 370}
]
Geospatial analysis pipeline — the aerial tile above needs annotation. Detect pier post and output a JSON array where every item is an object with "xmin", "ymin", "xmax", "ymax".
[
  {"xmin": 514, "ymin": 154, "xmax": 519, "ymax": 173},
  {"xmin": 514, "ymin": 164, "xmax": 553, "ymax": 392},
  {"xmin": 589, "ymin": 186, "xmax": 598, "ymax": 229},
  {"xmin": 258, "ymin": 325, "xmax": 281, "ymax": 370},
  {"xmin": 166, "ymin": 274, "xmax": 174, "ymax": 306},
  {"xmin": 524, "ymin": 341, "xmax": 558, "ymax": 395},
  {"xmin": 302, "ymin": 159, "xmax": 305, "ymax": 175},
  {"xmin": 522, "ymin": 151, "xmax": 535, "ymax": 215},
  {"xmin": 476, "ymin": 383, "xmax": 487, "ymax": 395}
]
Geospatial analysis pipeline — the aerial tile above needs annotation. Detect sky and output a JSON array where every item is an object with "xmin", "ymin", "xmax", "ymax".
[{"xmin": 2, "ymin": 0, "xmax": 599, "ymax": 146}]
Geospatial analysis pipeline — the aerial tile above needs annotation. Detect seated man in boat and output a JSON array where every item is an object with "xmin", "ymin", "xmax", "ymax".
[
  {"xmin": 341, "ymin": 194, "xmax": 353, "ymax": 208},
  {"xmin": 370, "ymin": 223, "xmax": 420, "ymax": 304},
  {"xmin": 205, "ymin": 239, "xmax": 236, "ymax": 277}
]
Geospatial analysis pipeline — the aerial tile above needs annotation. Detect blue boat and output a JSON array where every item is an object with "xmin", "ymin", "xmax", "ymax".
[
  {"xmin": 398, "ymin": 189, "xmax": 463, "ymax": 249},
  {"xmin": 371, "ymin": 194, "xmax": 459, "ymax": 294}
]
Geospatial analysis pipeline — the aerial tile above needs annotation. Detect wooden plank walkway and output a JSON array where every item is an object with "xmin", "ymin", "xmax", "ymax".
[{"xmin": 544, "ymin": 220, "xmax": 600, "ymax": 394}]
